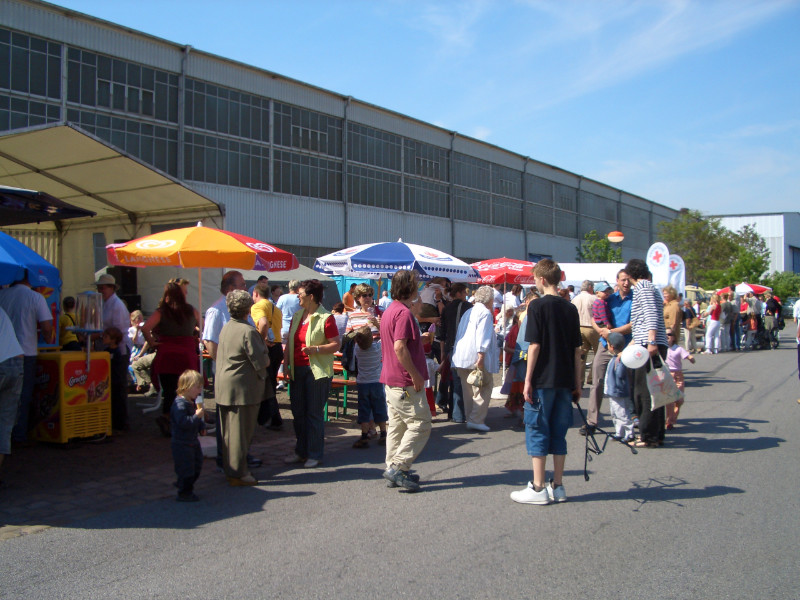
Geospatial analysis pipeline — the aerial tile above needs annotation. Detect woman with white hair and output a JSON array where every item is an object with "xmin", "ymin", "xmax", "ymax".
[{"xmin": 451, "ymin": 285, "xmax": 499, "ymax": 431}]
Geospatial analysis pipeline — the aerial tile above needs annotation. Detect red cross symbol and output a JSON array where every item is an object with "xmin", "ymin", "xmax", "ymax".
[
  {"xmin": 652, "ymin": 250, "xmax": 663, "ymax": 263},
  {"xmin": 670, "ymin": 260, "xmax": 678, "ymax": 270}
]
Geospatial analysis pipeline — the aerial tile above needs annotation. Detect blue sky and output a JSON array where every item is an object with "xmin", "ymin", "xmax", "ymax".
[{"xmin": 53, "ymin": 0, "xmax": 800, "ymax": 215}]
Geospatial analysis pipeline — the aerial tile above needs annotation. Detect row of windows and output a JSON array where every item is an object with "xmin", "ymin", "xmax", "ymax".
[
  {"xmin": 347, "ymin": 123, "xmax": 401, "ymax": 171},
  {"xmin": 0, "ymin": 29, "xmax": 61, "ymax": 99},
  {"xmin": 184, "ymin": 79, "xmax": 269, "ymax": 141},
  {"xmin": 67, "ymin": 109, "xmax": 178, "ymax": 176},
  {"xmin": 273, "ymin": 149, "xmax": 342, "ymax": 201},
  {"xmin": 347, "ymin": 164, "xmax": 401, "ymax": 211},
  {"xmin": 274, "ymin": 102, "xmax": 342, "ymax": 157},
  {"xmin": 184, "ymin": 131, "xmax": 269, "ymax": 190},
  {"xmin": 405, "ymin": 139, "xmax": 448, "ymax": 181},
  {"xmin": 66, "ymin": 47, "xmax": 179, "ymax": 122},
  {"xmin": 0, "ymin": 96, "xmax": 60, "ymax": 131}
]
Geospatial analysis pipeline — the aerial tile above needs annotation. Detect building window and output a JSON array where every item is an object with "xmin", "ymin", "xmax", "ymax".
[
  {"xmin": 92, "ymin": 232, "xmax": 107, "ymax": 273},
  {"xmin": 66, "ymin": 47, "xmax": 178, "ymax": 122},
  {"xmin": 347, "ymin": 123, "xmax": 401, "ymax": 171},
  {"xmin": 347, "ymin": 165, "xmax": 401, "ymax": 211},
  {"xmin": 492, "ymin": 195, "xmax": 523, "ymax": 229},
  {"xmin": 492, "ymin": 163, "xmax": 522, "ymax": 199},
  {"xmin": 273, "ymin": 149, "xmax": 342, "ymax": 201},
  {"xmin": 404, "ymin": 139, "xmax": 448, "ymax": 181},
  {"xmin": 274, "ymin": 102, "xmax": 342, "ymax": 158},
  {"xmin": 580, "ymin": 190, "xmax": 617, "ymax": 222},
  {"xmin": 0, "ymin": 28, "xmax": 61, "ymax": 100},
  {"xmin": 405, "ymin": 177, "xmax": 449, "ymax": 218},
  {"xmin": 183, "ymin": 131, "xmax": 269, "ymax": 190},
  {"xmin": 67, "ymin": 109, "xmax": 178, "ymax": 176},
  {"xmin": 453, "ymin": 153, "xmax": 490, "ymax": 191},
  {"xmin": 554, "ymin": 184, "xmax": 577, "ymax": 212},
  {"xmin": 0, "ymin": 96, "xmax": 60, "ymax": 131},
  {"xmin": 525, "ymin": 202, "xmax": 554, "ymax": 235},
  {"xmin": 454, "ymin": 187, "xmax": 490, "ymax": 224},
  {"xmin": 554, "ymin": 209, "xmax": 576, "ymax": 238},
  {"xmin": 524, "ymin": 173, "xmax": 553, "ymax": 206},
  {"xmin": 621, "ymin": 205, "xmax": 649, "ymax": 230},
  {"xmin": 184, "ymin": 79, "xmax": 269, "ymax": 141}
]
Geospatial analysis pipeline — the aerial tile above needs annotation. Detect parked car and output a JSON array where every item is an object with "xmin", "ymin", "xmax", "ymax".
[{"xmin": 781, "ymin": 297, "xmax": 798, "ymax": 319}]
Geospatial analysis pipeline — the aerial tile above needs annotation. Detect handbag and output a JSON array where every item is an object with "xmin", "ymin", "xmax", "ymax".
[
  {"xmin": 466, "ymin": 368, "xmax": 484, "ymax": 387},
  {"xmin": 687, "ymin": 316, "xmax": 700, "ymax": 329},
  {"xmin": 646, "ymin": 357, "xmax": 682, "ymax": 410}
]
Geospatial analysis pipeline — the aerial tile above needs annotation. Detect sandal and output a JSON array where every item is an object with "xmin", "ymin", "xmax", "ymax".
[{"xmin": 633, "ymin": 439, "xmax": 657, "ymax": 448}]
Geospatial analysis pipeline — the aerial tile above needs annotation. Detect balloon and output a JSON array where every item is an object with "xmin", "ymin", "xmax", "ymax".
[{"xmin": 620, "ymin": 344, "xmax": 649, "ymax": 369}]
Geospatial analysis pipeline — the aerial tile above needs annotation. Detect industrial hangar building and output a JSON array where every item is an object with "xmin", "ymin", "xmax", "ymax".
[{"xmin": 0, "ymin": 0, "xmax": 678, "ymax": 310}]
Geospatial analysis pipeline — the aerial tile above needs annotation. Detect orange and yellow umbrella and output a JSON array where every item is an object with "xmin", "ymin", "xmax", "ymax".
[{"xmin": 106, "ymin": 224, "xmax": 298, "ymax": 272}]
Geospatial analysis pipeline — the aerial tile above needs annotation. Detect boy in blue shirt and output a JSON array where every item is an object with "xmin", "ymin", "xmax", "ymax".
[{"xmin": 170, "ymin": 370, "xmax": 206, "ymax": 502}]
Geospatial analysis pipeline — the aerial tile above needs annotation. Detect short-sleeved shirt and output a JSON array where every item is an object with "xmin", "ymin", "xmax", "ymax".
[
  {"xmin": 251, "ymin": 298, "xmax": 282, "ymax": 342},
  {"xmin": 293, "ymin": 315, "xmax": 338, "ymax": 367},
  {"xmin": 346, "ymin": 306, "xmax": 382, "ymax": 335},
  {"xmin": 599, "ymin": 290, "xmax": 633, "ymax": 349},
  {"xmin": 379, "ymin": 300, "xmax": 427, "ymax": 388},
  {"xmin": 592, "ymin": 297, "xmax": 611, "ymax": 326},
  {"xmin": 59, "ymin": 312, "xmax": 79, "ymax": 347},
  {"xmin": 355, "ymin": 341, "xmax": 382, "ymax": 384},
  {"xmin": 0, "ymin": 306, "xmax": 23, "ymax": 363},
  {"xmin": 525, "ymin": 294, "xmax": 581, "ymax": 389},
  {"xmin": 202, "ymin": 296, "xmax": 230, "ymax": 345},
  {"xmin": 0, "ymin": 283, "xmax": 54, "ymax": 356},
  {"xmin": 666, "ymin": 344, "xmax": 691, "ymax": 372},
  {"xmin": 276, "ymin": 293, "xmax": 300, "ymax": 336}
]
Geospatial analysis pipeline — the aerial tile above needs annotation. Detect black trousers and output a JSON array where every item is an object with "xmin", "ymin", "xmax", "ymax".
[{"xmin": 172, "ymin": 442, "xmax": 202, "ymax": 494}]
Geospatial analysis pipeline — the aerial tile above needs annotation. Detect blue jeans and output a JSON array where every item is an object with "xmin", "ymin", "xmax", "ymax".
[
  {"xmin": 11, "ymin": 355, "xmax": 37, "ymax": 442},
  {"xmin": 524, "ymin": 388, "xmax": 572, "ymax": 456},
  {"xmin": 357, "ymin": 382, "xmax": 387, "ymax": 424},
  {"xmin": 0, "ymin": 356, "xmax": 24, "ymax": 454},
  {"xmin": 451, "ymin": 372, "xmax": 466, "ymax": 422},
  {"xmin": 289, "ymin": 366, "xmax": 330, "ymax": 461}
]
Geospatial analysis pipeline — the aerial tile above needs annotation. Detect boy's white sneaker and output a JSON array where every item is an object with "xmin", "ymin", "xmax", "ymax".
[
  {"xmin": 510, "ymin": 482, "xmax": 551, "ymax": 505},
  {"xmin": 547, "ymin": 479, "xmax": 568, "ymax": 503}
]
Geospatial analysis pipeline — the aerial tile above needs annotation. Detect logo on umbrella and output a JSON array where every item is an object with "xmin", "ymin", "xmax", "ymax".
[
  {"xmin": 136, "ymin": 239, "xmax": 176, "ymax": 250},
  {"xmin": 333, "ymin": 248, "xmax": 359, "ymax": 257},
  {"xmin": 420, "ymin": 250, "xmax": 452, "ymax": 262},
  {"xmin": 246, "ymin": 242, "xmax": 277, "ymax": 253}
]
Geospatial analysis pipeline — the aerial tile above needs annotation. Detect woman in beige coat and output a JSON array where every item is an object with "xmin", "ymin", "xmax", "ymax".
[{"xmin": 216, "ymin": 289, "xmax": 269, "ymax": 486}]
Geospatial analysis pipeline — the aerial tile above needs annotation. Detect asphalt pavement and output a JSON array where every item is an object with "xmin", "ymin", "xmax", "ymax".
[{"xmin": 1, "ymin": 334, "xmax": 798, "ymax": 599}]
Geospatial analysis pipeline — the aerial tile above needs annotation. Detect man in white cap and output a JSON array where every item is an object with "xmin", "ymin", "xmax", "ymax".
[
  {"xmin": 0, "ymin": 271, "xmax": 53, "ymax": 442},
  {"xmin": 95, "ymin": 273, "xmax": 131, "ymax": 430}
]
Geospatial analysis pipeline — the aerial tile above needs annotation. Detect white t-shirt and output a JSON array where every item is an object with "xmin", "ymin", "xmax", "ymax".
[
  {"xmin": 0, "ymin": 284, "xmax": 53, "ymax": 356},
  {"xmin": 0, "ymin": 306, "xmax": 23, "ymax": 363},
  {"xmin": 102, "ymin": 293, "xmax": 132, "ymax": 354},
  {"xmin": 503, "ymin": 291, "xmax": 521, "ymax": 310},
  {"xmin": 492, "ymin": 288, "xmax": 503, "ymax": 309}
]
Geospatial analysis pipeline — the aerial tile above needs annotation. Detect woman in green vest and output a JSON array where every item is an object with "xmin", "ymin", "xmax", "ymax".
[{"xmin": 284, "ymin": 279, "xmax": 340, "ymax": 468}]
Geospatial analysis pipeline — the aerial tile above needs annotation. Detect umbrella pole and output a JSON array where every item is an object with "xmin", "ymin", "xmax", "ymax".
[{"xmin": 501, "ymin": 281, "xmax": 507, "ymax": 377}]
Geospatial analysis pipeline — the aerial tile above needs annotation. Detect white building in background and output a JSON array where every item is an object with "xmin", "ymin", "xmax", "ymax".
[
  {"xmin": 712, "ymin": 212, "xmax": 800, "ymax": 275},
  {"xmin": 0, "ymin": 0, "xmax": 679, "ymax": 311}
]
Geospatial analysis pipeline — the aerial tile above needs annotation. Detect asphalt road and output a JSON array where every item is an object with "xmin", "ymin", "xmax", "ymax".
[{"xmin": 2, "ymin": 338, "xmax": 799, "ymax": 599}]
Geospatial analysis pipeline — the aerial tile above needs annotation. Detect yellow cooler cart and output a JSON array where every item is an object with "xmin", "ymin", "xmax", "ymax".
[{"xmin": 31, "ymin": 351, "xmax": 112, "ymax": 443}]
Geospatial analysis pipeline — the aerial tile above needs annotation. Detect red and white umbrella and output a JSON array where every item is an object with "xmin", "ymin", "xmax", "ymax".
[
  {"xmin": 470, "ymin": 257, "xmax": 536, "ymax": 285},
  {"xmin": 717, "ymin": 282, "xmax": 772, "ymax": 295}
]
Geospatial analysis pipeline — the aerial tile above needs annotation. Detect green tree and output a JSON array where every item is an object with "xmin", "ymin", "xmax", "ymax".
[
  {"xmin": 575, "ymin": 230, "xmax": 622, "ymax": 263},
  {"xmin": 657, "ymin": 211, "xmax": 770, "ymax": 288},
  {"xmin": 763, "ymin": 271, "xmax": 800, "ymax": 300}
]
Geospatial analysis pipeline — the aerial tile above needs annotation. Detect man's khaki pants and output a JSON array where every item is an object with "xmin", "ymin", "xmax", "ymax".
[
  {"xmin": 384, "ymin": 385, "xmax": 432, "ymax": 472},
  {"xmin": 580, "ymin": 326, "xmax": 601, "ymax": 385},
  {"xmin": 455, "ymin": 367, "xmax": 493, "ymax": 425}
]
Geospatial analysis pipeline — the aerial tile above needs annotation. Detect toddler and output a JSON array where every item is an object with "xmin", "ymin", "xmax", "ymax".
[
  {"xmin": 665, "ymin": 328, "xmax": 695, "ymax": 429},
  {"xmin": 603, "ymin": 332, "xmax": 634, "ymax": 442},
  {"xmin": 170, "ymin": 369, "xmax": 206, "ymax": 502}
]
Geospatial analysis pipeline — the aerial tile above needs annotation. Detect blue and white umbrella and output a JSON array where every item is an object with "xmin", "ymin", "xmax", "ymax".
[{"xmin": 314, "ymin": 239, "xmax": 480, "ymax": 282}]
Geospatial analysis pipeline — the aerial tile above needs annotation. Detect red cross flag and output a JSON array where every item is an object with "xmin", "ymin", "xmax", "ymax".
[{"xmin": 646, "ymin": 242, "xmax": 670, "ymax": 288}]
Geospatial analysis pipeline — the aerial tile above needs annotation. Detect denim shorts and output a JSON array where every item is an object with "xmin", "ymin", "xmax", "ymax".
[
  {"xmin": 524, "ymin": 388, "xmax": 572, "ymax": 456},
  {"xmin": 357, "ymin": 382, "xmax": 388, "ymax": 424}
]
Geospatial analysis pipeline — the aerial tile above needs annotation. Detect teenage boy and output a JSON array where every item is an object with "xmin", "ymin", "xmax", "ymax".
[{"xmin": 511, "ymin": 259, "xmax": 582, "ymax": 506}]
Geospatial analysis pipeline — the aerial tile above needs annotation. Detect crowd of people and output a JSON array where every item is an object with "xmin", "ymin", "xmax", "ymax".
[{"xmin": 1, "ymin": 260, "xmax": 798, "ymax": 502}]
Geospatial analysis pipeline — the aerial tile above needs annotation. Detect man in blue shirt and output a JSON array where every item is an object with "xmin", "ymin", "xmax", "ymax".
[{"xmin": 585, "ymin": 269, "xmax": 633, "ymax": 433}]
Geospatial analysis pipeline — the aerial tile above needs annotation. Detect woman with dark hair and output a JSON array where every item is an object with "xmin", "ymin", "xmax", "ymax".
[
  {"xmin": 143, "ymin": 281, "xmax": 202, "ymax": 437},
  {"xmin": 283, "ymin": 279, "xmax": 340, "ymax": 468},
  {"xmin": 625, "ymin": 258, "xmax": 669, "ymax": 448}
]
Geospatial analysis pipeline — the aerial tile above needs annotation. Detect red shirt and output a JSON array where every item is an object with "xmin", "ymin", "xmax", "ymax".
[{"xmin": 293, "ymin": 315, "xmax": 338, "ymax": 367}]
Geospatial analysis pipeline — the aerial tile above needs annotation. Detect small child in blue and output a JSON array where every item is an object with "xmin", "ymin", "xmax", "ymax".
[
  {"xmin": 352, "ymin": 326, "xmax": 388, "ymax": 448},
  {"xmin": 604, "ymin": 332, "xmax": 634, "ymax": 442},
  {"xmin": 170, "ymin": 369, "xmax": 206, "ymax": 502}
]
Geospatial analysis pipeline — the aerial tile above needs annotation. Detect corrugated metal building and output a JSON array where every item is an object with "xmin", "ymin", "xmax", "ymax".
[
  {"xmin": 1, "ymin": 0, "xmax": 679, "ymax": 310},
  {"xmin": 713, "ymin": 212, "xmax": 800, "ymax": 275}
]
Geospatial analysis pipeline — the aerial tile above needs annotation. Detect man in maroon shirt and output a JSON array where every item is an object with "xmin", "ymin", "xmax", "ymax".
[{"xmin": 379, "ymin": 269, "xmax": 431, "ymax": 492}]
